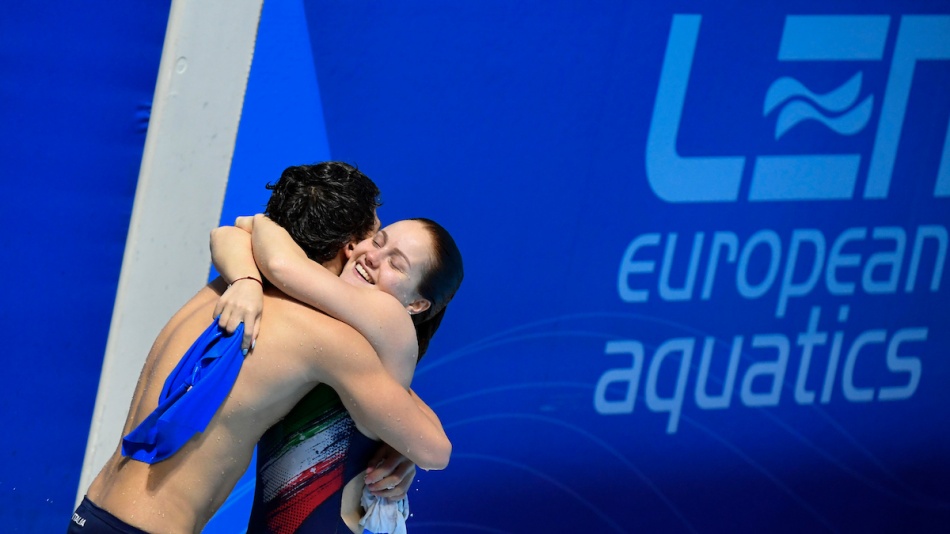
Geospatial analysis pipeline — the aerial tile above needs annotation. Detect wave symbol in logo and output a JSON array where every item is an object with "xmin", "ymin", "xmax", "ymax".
[{"xmin": 764, "ymin": 72, "xmax": 873, "ymax": 139}]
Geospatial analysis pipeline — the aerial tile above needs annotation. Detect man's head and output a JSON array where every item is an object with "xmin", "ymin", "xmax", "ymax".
[{"xmin": 265, "ymin": 162, "xmax": 381, "ymax": 264}]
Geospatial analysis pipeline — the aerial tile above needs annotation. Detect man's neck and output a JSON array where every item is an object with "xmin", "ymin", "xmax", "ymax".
[{"xmin": 322, "ymin": 253, "xmax": 345, "ymax": 276}]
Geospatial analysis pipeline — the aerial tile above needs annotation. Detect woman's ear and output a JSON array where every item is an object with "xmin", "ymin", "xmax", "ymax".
[
  {"xmin": 344, "ymin": 241, "xmax": 357, "ymax": 259},
  {"xmin": 407, "ymin": 298, "xmax": 431, "ymax": 316}
]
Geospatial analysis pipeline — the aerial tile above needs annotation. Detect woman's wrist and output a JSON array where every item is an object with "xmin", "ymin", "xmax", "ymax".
[{"xmin": 229, "ymin": 275, "xmax": 263, "ymax": 288}]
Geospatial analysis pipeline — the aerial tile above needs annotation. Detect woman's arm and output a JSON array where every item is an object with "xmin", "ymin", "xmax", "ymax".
[
  {"xmin": 209, "ymin": 225, "xmax": 263, "ymax": 352},
  {"xmin": 249, "ymin": 214, "xmax": 418, "ymax": 376}
]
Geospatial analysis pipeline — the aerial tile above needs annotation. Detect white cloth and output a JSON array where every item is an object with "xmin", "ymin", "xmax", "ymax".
[{"xmin": 359, "ymin": 486, "xmax": 409, "ymax": 534}]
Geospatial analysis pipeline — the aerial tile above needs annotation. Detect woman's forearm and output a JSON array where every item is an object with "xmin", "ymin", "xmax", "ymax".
[
  {"xmin": 250, "ymin": 215, "xmax": 413, "ymax": 366},
  {"xmin": 210, "ymin": 225, "xmax": 264, "ymax": 349},
  {"xmin": 250, "ymin": 215, "xmax": 315, "ymax": 278},
  {"xmin": 210, "ymin": 226, "xmax": 260, "ymax": 283},
  {"xmin": 250, "ymin": 215, "xmax": 350, "ymax": 312}
]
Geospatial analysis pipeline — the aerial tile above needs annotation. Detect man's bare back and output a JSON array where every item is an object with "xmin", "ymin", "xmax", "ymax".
[{"xmin": 85, "ymin": 279, "xmax": 448, "ymax": 533}]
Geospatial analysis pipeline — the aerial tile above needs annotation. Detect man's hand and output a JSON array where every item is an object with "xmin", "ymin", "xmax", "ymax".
[{"xmin": 364, "ymin": 442, "xmax": 417, "ymax": 500}]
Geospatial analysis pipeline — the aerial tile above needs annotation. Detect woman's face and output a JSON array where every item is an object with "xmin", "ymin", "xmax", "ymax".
[{"xmin": 340, "ymin": 219, "xmax": 433, "ymax": 315}]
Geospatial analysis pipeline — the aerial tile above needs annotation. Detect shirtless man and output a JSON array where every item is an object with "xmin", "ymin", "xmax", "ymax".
[{"xmin": 71, "ymin": 163, "xmax": 450, "ymax": 533}]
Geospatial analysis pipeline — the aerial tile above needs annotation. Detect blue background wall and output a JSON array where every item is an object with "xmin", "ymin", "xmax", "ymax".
[
  {"xmin": 0, "ymin": 2, "xmax": 169, "ymax": 531},
  {"xmin": 3, "ymin": 1, "xmax": 950, "ymax": 532}
]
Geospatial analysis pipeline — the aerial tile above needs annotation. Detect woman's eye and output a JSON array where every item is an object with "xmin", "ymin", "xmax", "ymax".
[{"xmin": 389, "ymin": 258, "xmax": 405, "ymax": 272}]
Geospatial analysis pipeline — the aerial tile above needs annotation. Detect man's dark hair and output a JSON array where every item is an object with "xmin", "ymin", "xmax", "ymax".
[{"xmin": 265, "ymin": 162, "xmax": 381, "ymax": 263}]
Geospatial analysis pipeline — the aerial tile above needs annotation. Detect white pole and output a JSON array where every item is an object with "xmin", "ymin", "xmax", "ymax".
[{"xmin": 76, "ymin": 0, "xmax": 264, "ymax": 505}]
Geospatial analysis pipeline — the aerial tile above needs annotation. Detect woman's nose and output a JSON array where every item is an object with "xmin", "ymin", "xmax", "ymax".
[{"xmin": 364, "ymin": 249, "xmax": 379, "ymax": 268}]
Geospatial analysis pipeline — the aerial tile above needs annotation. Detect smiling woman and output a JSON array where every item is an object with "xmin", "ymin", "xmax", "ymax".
[
  {"xmin": 209, "ymin": 212, "xmax": 463, "ymax": 532},
  {"xmin": 250, "ymin": 214, "xmax": 464, "ymax": 363},
  {"xmin": 343, "ymin": 220, "xmax": 436, "ymax": 319}
]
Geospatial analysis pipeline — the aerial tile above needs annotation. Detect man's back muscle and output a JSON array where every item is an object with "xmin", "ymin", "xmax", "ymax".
[{"xmin": 86, "ymin": 281, "xmax": 377, "ymax": 533}]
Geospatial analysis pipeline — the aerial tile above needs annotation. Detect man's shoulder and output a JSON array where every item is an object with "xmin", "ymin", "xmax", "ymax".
[
  {"xmin": 256, "ymin": 292, "xmax": 378, "ymax": 386},
  {"xmin": 260, "ymin": 290, "xmax": 372, "ymax": 349}
]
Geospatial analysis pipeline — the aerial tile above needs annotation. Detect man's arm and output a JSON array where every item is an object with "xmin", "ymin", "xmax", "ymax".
[
  {"xmin": 362, "ymin": 389, "xmax": 443, "ymax": 497},
  {"xmin": 296, "ymin": 316, "xmax": 451, "ymax": 470},
  {"xmin": 328, "ymin": 364, "xmax": 450, "ymax": 470},
  {"xmin": 410, "ymin": 389, "xmax": 446, "ymax": 436},
  {"xmin": 364, "ymin": 444, "xmax": 417, "ymax": 498}
]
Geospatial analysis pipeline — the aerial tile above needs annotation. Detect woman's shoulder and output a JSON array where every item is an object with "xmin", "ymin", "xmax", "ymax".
[{"xmin": 350, "ymin": 288, "xmax": 418, "ymax": 383}]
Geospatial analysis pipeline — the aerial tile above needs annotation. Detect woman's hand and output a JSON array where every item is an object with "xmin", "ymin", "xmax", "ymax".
[
  {"xmin": 234, "ymin": 215, "xmax": 255, "ymax": 233},
  {"xmin": 213, "ymin": 276, "xmax": 263, "ymax": 354},
  {"xmin": 210, "ymin": 217, "xmax": 265, "ymax": 353}
]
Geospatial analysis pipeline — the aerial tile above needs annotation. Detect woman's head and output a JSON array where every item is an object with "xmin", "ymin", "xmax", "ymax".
[
  {"xmin": 341, "ymin": 218, "xmax": 463, "ymax": 357},
  {"xmin": 409, "ymin": 218, "xmax": 464, "ymax": 358}
]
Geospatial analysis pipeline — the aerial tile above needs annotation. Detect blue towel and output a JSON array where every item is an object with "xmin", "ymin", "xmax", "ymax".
[{"xmin": 122, "ymin": 321, "xmax": 246, "ymax": 463}]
